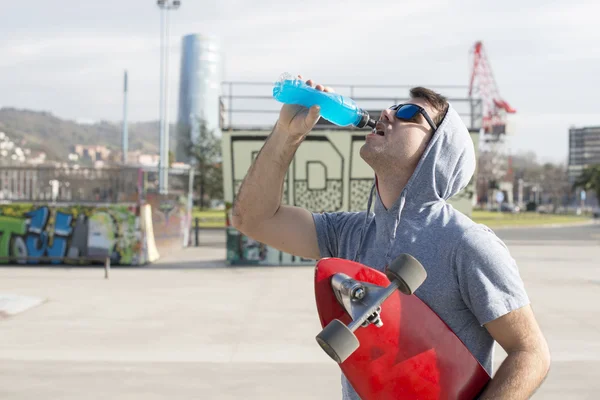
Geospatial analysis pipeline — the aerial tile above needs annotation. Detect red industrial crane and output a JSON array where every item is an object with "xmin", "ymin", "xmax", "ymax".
[{"xmin": 469, "ymin": 41, "xmax": 516, "ymax": 136}]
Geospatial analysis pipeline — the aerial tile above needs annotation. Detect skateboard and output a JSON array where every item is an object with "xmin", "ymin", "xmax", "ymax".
[{"xmin": 314, "ymin": 255, "xmax": 490, "ymax": 400}]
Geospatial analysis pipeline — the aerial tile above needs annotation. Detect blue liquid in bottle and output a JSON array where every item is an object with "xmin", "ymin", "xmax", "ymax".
[{"xmin": 272, "ymin": 73, "xmax": 374, "ymax": 128}]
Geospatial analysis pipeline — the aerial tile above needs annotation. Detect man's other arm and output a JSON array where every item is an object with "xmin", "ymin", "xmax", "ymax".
[
  {"xmin": 455, "ymin": 227, "xmax": 551, "ymax": 399},
  {"xmin": 479, "ymin": 304, "xmax": 551, "ymax": 399}
]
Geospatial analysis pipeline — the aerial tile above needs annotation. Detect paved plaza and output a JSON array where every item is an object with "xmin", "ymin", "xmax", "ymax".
[{"xmin": 0, "ymin": 223, "xmax": 599, "ymax": 399}]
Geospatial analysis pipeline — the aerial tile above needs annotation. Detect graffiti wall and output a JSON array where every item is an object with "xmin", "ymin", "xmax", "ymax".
[
  {"xmin": 0, "ymin": 203, "xmax": 145, "ymax": 265},
  {"xmin": 225, "ymin": 223, "xmax": 316, "ymax": 266},
  {"xmin": 221, "ymin": 129, "xmax": 479, "ymax": 266}
]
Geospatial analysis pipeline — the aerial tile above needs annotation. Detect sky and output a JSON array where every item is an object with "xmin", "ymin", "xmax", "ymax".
[{"xmin": 1, "ymin": 0, "xmax": 599, "ymax": 164}]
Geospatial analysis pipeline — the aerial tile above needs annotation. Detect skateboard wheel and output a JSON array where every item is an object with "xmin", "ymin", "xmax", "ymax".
[
  {"xmin": 316, "ymin": 319, "xmax": 360, "ymax": 364},
  {"xmin": 385, "ymin": 254, "xmax": 427, "ymax": 295}
]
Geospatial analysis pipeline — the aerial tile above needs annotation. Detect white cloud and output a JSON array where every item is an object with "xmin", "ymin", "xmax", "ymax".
[
  {"xmin": 0, "ymin": 35, "xmax": 156, "ymax": 67},
  {"xmin": 0, "ymin": 0, "xmax": 598, "ymax": 161}
]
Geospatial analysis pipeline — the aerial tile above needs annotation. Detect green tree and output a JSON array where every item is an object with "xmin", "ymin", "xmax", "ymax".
[
  {"xmin": 184, "ymin": 118, "xmax": 223, "ymax": 209},
  {"xmin": 573, "ymin": 164, "xmax": 600, "ymax": 205}
]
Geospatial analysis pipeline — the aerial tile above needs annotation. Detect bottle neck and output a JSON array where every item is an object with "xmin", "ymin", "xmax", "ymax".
[{"xmin": 355, "ymin": 110, "xmax": 376, "ymax": 128}]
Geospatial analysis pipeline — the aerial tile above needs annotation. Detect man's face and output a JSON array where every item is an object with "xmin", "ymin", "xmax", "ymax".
[{"xmin": 360, "ymin": 97, "xmax": 438, "ymax": 175}]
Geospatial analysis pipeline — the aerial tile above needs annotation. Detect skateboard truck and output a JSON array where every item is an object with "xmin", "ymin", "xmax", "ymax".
[
  {"xmin": 316, "ymin": 254, "xmax": 427, "ymax": 364},
  {"xmin": 331, "ymin": 273, "xmax": 384, "ymax": 328}
]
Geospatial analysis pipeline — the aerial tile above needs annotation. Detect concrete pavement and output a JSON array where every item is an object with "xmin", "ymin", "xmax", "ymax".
[
  {"xmin": 0, "ymin": 265, "xmax": 340, "ymax": 399},
  {"xmin": 0, "ymin": 224, "xmax": 599, "ymax": 399}
]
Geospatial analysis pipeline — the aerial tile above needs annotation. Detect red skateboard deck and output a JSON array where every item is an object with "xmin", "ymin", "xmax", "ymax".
[{"xmin": 314, "ymin": 257, "xmax": 490, "ymax": 400}]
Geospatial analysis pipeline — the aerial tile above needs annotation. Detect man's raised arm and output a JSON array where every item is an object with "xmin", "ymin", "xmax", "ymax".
[{"xmin": 231, "ymin": 79, "xmax": 333, "ymax": 260}]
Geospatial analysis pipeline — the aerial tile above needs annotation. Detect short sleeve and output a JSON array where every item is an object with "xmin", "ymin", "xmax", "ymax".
[
  {"xmin": 311, "ymin": 211, "xmax": 354, "ymax": 259},
  {"xmin": 454, "ymin": 226, "xmax": 530, "ymax": 326}
]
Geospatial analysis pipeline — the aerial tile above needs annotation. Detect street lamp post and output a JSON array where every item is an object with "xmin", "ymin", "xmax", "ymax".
[{"xmin": 157, "ymin": 0, "xmax": 181, "ymax": 194}]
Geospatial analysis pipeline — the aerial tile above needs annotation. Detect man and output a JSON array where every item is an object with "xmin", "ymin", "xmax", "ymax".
[{"xmin": 231, "ymin": 77, "xmax": 551, "ymax": 399}]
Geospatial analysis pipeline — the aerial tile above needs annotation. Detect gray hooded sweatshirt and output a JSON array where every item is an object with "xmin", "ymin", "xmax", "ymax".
[{"xmin": 312, "ymin": 104, "xmax": 530, "ymax": 400}]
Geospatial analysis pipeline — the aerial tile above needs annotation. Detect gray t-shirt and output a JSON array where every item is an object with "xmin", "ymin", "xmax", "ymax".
[
  {"xmin": 313, "ymin": 209, "xmax": 530, "ymax": 399},
  {"xmin": 311, "ymin": 105, "xmax": 530, "ymax": 399}
]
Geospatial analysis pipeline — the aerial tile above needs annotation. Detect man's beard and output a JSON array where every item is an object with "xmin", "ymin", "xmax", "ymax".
[{"xmin": 360, "ymin": 144, "xmax": 391, "ymax": 174}]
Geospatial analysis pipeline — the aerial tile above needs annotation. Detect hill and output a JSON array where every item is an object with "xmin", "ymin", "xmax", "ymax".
[{"xmin": 0, "ymin": 108, "xmax": 177, "ymax": 161}]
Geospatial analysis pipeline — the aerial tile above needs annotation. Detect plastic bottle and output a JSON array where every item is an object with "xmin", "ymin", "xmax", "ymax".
[{"xmin": 272, "ymin": 73, "xmax": 376, "ymax": 129}]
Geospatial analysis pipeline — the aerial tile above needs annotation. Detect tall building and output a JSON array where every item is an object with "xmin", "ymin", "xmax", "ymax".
[
  {"xmin": 568, "ymin": 126, "xmax": 600, "ymax": 182},
  {"xmin": 176, "ymin": 34, "xmax": 221, "ymax": 162}
]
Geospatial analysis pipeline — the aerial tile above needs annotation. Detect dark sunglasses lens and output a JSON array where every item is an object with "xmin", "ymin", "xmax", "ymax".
[{"xmin": 395, "ymin": 105, "xmax": 419, "ymax": 120}]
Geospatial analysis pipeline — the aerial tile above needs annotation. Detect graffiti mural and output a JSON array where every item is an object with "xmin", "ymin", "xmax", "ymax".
[
  {"xmin": 231, "ymin": 137, "xmax": 290, "ymax": 206},
  {"xmin": 0, "ymin": 203, "xmax": 144, "ymax": 265},
  {"xmin": 293, "ymin": 137, "xmax": 344, "ymax": 212},
  {"xmin": 0, "ymin": 215, "xmax": 27, "ymax": 262},
  {"xmin": 225, "ymin": 226, "xmax": 315, "ymax": 266},
  {"xmin": 226, "ymin": 135, "xmax": 347, "ymax": 265},
  {"xmin": 350, "ymin": 135, "xmax": 375, "ymax": 211},
  {"xmin": 222, "ymin": 130, "xmax": 479, "ymax": 265}
]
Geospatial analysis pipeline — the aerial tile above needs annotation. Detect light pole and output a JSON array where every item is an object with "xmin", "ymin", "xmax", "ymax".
[{"xmin": 157, "ymin": 0, "xmax": 181, "ymax": 194}]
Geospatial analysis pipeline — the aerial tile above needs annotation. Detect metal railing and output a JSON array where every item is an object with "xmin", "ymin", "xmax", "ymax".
[
  {"xmin": 0, "ymin": 165, "xmax": 193, "ymax": 202},
  {"xmin": 219, "ymin": 81, "xmax": 483, "ymax": 132},
  {"xmin": 0, "ymin": 165, "xmax": 140, "ymax": 203}
]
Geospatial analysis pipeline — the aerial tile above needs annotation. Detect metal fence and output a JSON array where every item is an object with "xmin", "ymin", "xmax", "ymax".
[
  {"xmin": 0, "ymin": 165, "xmax": 139, "ymax": 203},
  {"xmin": 0, "ymin": 165, "xmax": 192, "ymax": 203},
  {"xmin": 219, "ymin": 81, "xmax": 483, "ymax": 132}
]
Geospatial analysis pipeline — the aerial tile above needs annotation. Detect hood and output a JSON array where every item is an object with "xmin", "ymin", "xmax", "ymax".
[
  {"xmin": 382, "ymin": 103, "xmax": 476, "ymax": 208},
  {"xmin": 353, "ymin": 103, "xmax": 476, "ymax": 261}
]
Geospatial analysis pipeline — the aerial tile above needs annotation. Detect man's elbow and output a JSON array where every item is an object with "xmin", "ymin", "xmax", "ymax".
[
  {"xmin": 231, "ymin": 212, "xmax": 248, "ymax": 234},
  {"xmin": 525, "ymin": 337, "xmax": 552, "ymax": 382},
  {"xmin": 230, "ymin": 203, "xmax": 246, "ymax": 231},
  {"xmin": 539, "ymin": 341, "xmax": 552, "ymax": 377},
  {"xmin": 231, "ymin": 203, "xmax": 278, "ymax": 235},
  {"xmin": 231, "ymin": 211, "xmax": 242, "ymax": 230},
  {"xmin": 230, "ymin": 207, "xmax": 259, "ymax": 237}
]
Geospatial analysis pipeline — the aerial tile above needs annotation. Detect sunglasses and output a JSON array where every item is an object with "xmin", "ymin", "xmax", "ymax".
[{"xmin": 389, "ymin": 103, "xmax": 437, "ymax": 132}]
